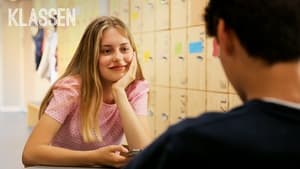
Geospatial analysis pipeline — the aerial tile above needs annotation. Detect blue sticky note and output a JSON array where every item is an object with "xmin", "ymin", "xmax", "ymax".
[{"xmin": 189, "ymin": 41, "xmax": 203, "ymax": 54}]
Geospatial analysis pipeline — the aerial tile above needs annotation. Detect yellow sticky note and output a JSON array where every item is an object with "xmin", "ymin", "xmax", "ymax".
[
  {"xmin": 175, "ymin": 42, "xmax": 182, "ymax": 55},
  {"xmin": 143, "ymin": 51, "xmax": 151, "ymax": 61},
  {"xmin": 132, "ymin": 11, "xmax": 139, "ymax": 21}
]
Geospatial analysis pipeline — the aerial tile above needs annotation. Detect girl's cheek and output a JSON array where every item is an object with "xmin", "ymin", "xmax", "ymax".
[
  {"xmin": 124, "ymin": 54, "xmax": 132, "ymax": 63},
  {"xmin": 99, "ymin": 56, "xmax": 111, "ymax": 65}
]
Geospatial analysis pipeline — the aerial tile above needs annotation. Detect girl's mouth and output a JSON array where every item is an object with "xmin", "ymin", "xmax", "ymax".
[{"xmin": 110, "ymin": 65, "xmax": 127, "ymax": 71}]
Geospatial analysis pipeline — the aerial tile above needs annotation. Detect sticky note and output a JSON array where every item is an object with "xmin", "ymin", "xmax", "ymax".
[
  {"xmin": 189, "ymin": 41, "xmax": 203, "ymax": 54},
  {"xmin": 175, "ymin": 42, "xmax": 182, "ymax": 55},
  {"xmin": 132, "ymin": 11, "xmax": 139, "ymax": 21},
  {"xmin": 143, "ymin": 51, "xmax": 151, "ymax": 61}
]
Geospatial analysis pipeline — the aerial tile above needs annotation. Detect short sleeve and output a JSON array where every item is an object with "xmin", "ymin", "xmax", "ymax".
[
  {"xmin": 127, "ymin": 80, "xmax": 149, "ymax": 116},
  {"xmin": 45, "ymin": 76, "xmax": 80, "ymax": 123}
]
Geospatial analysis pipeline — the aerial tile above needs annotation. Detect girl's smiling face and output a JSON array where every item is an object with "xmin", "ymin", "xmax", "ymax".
[{"xmin": 99, "ymin": 27, "xmax": 133, "ymax": 83}]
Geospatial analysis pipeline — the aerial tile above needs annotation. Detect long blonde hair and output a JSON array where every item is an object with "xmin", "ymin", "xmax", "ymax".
[{"xmin": 38, "ymin": 16, "xmax": 144, "ymax": 142}]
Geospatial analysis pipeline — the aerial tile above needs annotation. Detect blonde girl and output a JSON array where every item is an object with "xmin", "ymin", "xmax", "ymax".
[{"xmin": 22, "ymin": 16, "xmax": 152, "ymax": 168}]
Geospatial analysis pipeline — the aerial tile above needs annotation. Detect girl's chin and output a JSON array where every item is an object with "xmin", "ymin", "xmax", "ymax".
[{"xmin": 109, "ymin": 74, "xmax": 125, "ymax": 82}]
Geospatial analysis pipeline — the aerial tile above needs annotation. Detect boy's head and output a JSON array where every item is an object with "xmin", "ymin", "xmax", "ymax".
[{"xmin": 204, "ymin": 0, "xmax": 300, "ymax": 65}]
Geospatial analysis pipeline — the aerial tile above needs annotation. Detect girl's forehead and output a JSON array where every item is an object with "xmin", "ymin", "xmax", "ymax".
[
  {"xmin": 101, "ymin": 29, "xmax": 130, "ymax": 45},
  {"xmin": 103, "ymin": 27, "xmax": 127, "ymax": 37}
]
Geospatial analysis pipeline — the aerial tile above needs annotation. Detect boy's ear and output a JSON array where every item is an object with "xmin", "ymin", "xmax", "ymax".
[{"xmin": 217, "ymin": 19, "xmax": 234, "ymax": 55}]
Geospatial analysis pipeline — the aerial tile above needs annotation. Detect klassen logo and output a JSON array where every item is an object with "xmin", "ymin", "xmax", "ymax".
[{"xmin": 8, "ymin": 8, "xmax": 76, "ymax": 27}]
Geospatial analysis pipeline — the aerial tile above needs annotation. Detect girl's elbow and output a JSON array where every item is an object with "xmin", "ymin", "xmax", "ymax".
[
  {"xmin": 22, "ymin": 148, "xmax": 36, "ymax": 167},
  {"xmin": 22, "ymin": 153, "xmax": 31, "ymax": 167}
]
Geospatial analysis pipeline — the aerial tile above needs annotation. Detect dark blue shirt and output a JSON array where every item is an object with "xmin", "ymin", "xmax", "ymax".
[{"xmin": 124, "ymin": 100, "xmax": 300, "ymax": 168}]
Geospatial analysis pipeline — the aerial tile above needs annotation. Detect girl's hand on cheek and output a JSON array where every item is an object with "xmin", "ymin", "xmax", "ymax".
[
  {"xmin": 112, "ymin": 52, "xmax": 137, "ymax": 91},
  {"xmin": 124, "ymin": 53, "xmax": 133, "ymax": 63}
]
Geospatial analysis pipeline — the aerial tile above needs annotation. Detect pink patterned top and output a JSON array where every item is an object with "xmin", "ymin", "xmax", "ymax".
[{"xmin": 45, "ymin": 76, "xmax": 149, "ymax": 150}]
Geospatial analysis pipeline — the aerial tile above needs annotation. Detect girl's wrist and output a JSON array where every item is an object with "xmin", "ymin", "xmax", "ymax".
[
  {"xmin": 81, "ymin": 149, "xmax": 99, "ymax": 166},
  {"xmin": 112, "ymin": 87, "xmax": 126, "ymax": 98}
]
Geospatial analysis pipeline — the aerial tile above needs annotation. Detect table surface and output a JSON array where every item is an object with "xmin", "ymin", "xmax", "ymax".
[{"xmin": 27, "ymin": 166, "xmax": 115, "ymax": 169}]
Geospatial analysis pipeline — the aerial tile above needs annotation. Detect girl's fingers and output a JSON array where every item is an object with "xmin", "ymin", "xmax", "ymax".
[{"xmin": 109, "ymin": 145, "xmax": 129, "ymax": 153}]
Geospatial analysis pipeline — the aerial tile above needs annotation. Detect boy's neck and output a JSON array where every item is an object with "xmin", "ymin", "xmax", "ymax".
[{"xmin": 245, "ymin": 61, "xmax": 300, "ymax": 103}]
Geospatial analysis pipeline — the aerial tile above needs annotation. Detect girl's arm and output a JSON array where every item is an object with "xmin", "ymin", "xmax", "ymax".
[
  {"xmin": 22, "ymin": 114, "xmax": 129, "ymax": 168},
  {"xmin": 112, "ymin": 88, "xmax": 153, "ymax": 149},
  {"xmin": 112, "ymin": 55, "xmax": 153, "ymax": 149}
]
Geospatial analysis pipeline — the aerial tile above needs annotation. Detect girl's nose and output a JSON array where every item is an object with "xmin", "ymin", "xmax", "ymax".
[{"xmin": 112, "ymin": 51, "xmax": 122, "ymax": 62}]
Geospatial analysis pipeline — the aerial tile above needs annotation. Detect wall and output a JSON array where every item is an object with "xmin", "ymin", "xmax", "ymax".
[
  {"xmin": 0, "ymin": 0, "xmax": 23, "ymax": 112},
  {"xmin": 0, "ymin": 0, "xmax": 3, "ymax": 111},
  {"xmin": 0, "ymin": 0, "xmax": 52, "ymax": 112}
]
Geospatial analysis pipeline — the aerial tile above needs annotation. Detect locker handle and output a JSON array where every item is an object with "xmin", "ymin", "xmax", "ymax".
[
  {"xmin": 177, "ymin": 116, "xmax": 185, "ymax": 120},
  {"xmin": 148, "ymin": 110, "xmax": 154, "ymax": 116},
  {"xmin": 135, "ymin": 5, "xmax": 141, "ymax": 10},
  {"xmin": 147, "ymin": 2, "xmax": 154, "ymax": 8},
  {"xmin": 178, "ymin": 56, "xmax": 184, "ymax": 60},
  {"xmin": 180, "ymin": 94, "xmax": 186, "ymax": 98},
  {"xmin": 197, "ymin": 56, "xmax": 203, "ymax": 61},
  {"xmin": 220, "ymin": 100, "xmax": 227, "ymax": 104},
  {"xmin": 161, "ymin": 113, "xmax": 168, "ymax": 120},
  {"xmin": 162, "ymin": 56, "xmax": 168, "ymax": 60},
  {"xmin": 160, "ymin": 0, "xmax": 168, "ymax": 5}
]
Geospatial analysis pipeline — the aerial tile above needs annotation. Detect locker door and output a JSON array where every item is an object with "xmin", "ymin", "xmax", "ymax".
[
  {"xmin": 155, "ymin": 0, "xmax": 170, "ymax": 30},
  {"xmin": 206, "ymin": 37, "xmax": 229, "ymax": 92},
  {"xmin": 170, "ymin": 88, "xmax": 187, "ymax": 125},
  {"xmin": 229, "ymin": 94, "xmax": 242, "ymax": 110},
  {"xmin": 187, "ymin": 26, "xmax": 206, "ymax": 90},
  {"xmin": 142, "ymin": 0, "xmax": 155, "ymax": 32},
  {"xmin": 187, "ymin": 90, "xmax": 206, "ymax": 117},
  {"xmin": 75, "ymin": 0, "xmax": 99, "ymax": 20},
  {"xmin": 155, "ymin": 30, "xmax": 170, "ymax": 86},
  {"xmin": 188, "ymin": 0, "xmax": 208, "ymax": 26},
  {"xmin": 171, "ymin": 28, "xmax": 187, "ymax": 88},
  {"xmin": 170, "ymin": 0, "xmax": 187, "ymax": 28},
  {"xmin": 133, "ymin": 33, "xmax": 143, "ymax": 64},
  {"xmin": 229, "ymin": 83, "xmax": 237, "ymax": 94},
  {"xmin": 206, "ymin": 92, "xmax": 228, "ymax": 112},
  {"xmin": 130, "ymin": 0, "xmax": 143, "ymax": 33},
  {"xmin": 148, "ymin": 85, "xmax": 156, "ymax": 136},
  {"xmin": 141, "ymin": 32, "xmax": 155, "ymax": 84},
  {"xmin": 109, "ymin": 0, "xmax": 120, "ymax": 17},
  {"xmin": 119, "ymin": 0, "xmax": 130, "ymax": 25},
  {"xmin": 155, "ymin": 87, "xmax": 170, "ymax": 137}
]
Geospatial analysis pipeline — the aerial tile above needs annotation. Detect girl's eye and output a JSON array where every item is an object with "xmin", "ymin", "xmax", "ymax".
[
  {"xmin": 101, "ymin": 49, "xmax": 112, "ymax": 55},
  {"xmin": 121, "ymin": 47, "xmax": 130, "ymax": 53}
]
